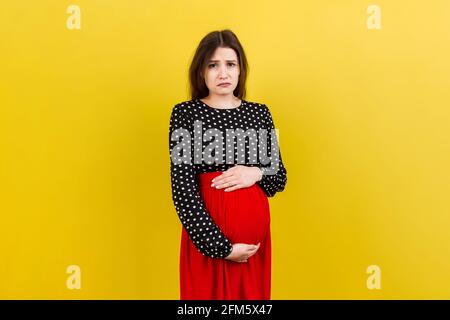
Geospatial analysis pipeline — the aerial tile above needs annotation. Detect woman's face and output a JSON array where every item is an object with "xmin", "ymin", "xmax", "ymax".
[{"xmin": 203, "ymin": 47, "xmax": 240, "ymax": 97}]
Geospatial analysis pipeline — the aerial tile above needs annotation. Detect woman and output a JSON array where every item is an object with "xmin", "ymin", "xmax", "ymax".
[{"xmin": 169, "ymin": 29, "xmax": 287, "ymax": 300}]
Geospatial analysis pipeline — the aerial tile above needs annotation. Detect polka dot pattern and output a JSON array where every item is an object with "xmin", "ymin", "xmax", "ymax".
[{"xmin": 169, "ymin": 99, "xmax": 287, "ymax": 258}]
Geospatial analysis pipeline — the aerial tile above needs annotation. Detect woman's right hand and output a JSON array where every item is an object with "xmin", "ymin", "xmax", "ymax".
[{"xmin": 224, "ymin": 243, "xmax": 261, "ymax": 263}]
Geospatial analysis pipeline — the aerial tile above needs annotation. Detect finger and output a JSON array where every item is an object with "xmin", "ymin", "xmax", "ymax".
[
  {"xmin": 215, "ymin": 179, "xmax": 239, "ymax": 189},
  {"xmin": 217, "ymin": 180, "xmax": 239, "ymax": 189},
  {"xmin": 211, "ymin": 172, "xmax": 234, "ymax": 185},
  {"xmin": 248, "ymin": 246, "xmax": 261, "ymax": 258},
  {"xmin": 224, "ymin": 184, "xmax": 244, "ymax": 192},
  {"xmin": 246, "ymin": 243, "xmax": 261, "ymax": 252},
  {"xmin": 247, "ymin": 247, "xmax": 258, "ymax": 254},
  {"xmin": 248, "ymin": 250, "xmax": 259, "ymax": 258}
]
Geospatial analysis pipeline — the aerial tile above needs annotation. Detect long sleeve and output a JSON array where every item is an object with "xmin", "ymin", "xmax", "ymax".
[
  {"xmin": 257, "ymin": 104, "xmax": 288, "ymax": 197},
  {"xmin": 169, "ymin": 104, "xmax": 233, "ymax": 259}
]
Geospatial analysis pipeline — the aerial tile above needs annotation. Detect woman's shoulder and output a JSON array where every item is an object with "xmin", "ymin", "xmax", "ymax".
[
  {"xmin": 172, "ymin": 99, "xmax": 198, "ymax": 111},
  {"xmin": 170, "ymin": 99, "xmax": 200, "ymax": 119},
  {"xmin": 243, "ymin": 99, "xmax": 270, "ymax": 114},
  {"xmin": 244, "ymin": 99, "xmax": 266, "ymax": 107}
]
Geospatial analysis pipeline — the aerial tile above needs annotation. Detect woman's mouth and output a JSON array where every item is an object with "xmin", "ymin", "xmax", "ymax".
[{"xmin": 218, "ymin": 83, "xmax": 231, "ymax": 87}]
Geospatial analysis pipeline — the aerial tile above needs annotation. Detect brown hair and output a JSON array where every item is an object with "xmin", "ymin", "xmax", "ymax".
[{"xmin": 189, "ymin": 29, "xmax": 249, "ymax": 100}]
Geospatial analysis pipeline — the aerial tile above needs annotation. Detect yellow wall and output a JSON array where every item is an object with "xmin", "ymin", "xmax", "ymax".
[{"xmin": 1, "ymin": 0, "xmax": 450, "ymax": 299}]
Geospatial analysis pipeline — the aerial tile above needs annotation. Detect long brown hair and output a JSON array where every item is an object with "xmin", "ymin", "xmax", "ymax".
[{"xmin": 189, "ymin": 29, "xmax": 249, "ymax": 100}]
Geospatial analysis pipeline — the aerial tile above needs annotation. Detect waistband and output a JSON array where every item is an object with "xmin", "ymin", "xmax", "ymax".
[{"xmin": 196, "ymin": 171, "xmax": 224, "ymax": 185}]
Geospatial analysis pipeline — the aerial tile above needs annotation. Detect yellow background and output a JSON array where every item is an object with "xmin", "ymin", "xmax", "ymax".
[{"xmin": 1, "ymin": 0, "xmax": 450, "ymax": 299}]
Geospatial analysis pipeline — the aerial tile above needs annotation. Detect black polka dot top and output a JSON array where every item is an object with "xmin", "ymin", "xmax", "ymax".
[{"xmin": 169, "ymin": 98, "xmax": 287, "ymax": 259}]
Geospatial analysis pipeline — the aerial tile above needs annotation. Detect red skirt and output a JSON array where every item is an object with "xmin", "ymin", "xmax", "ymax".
[{"xmin": 180, "ymin": 171, "xmax": 271, "ymax": 300}]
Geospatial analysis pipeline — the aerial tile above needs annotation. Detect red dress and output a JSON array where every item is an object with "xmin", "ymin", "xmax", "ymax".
[{"xmin": 180, "ymin": 171, "xmax": 271, "ymax": 300}]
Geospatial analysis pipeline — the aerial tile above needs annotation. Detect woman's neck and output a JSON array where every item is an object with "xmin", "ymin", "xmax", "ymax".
[{"xmin": 201, "ymin": 95, "xmax": 241, "ymax": 109}]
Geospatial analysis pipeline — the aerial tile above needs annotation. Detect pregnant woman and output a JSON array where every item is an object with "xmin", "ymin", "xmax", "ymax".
[{"xmin": 168, "ymin": 29, "xmax": 288, "ymax": 300}]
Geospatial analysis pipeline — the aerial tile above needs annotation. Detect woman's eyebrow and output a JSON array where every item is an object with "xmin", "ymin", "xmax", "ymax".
[{"xmin": 208, "ymin": 59, "xmax": 238, "ymax": 63}]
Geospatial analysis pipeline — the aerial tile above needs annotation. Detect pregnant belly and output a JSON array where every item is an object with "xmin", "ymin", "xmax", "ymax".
[{"xmin": 198, "ymin": 171, "xmax": 270, "ymax": 244}]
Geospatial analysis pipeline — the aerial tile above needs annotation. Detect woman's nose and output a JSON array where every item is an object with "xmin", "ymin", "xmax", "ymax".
[{"xmin": 219, "ymin": 66, "xmax": 228, "ymax": 77}]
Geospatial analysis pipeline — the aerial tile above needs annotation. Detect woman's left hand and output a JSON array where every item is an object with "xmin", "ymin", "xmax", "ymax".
[{"xmin": 211, "ymin": 165, "xmax": 263, "ymax": 192}]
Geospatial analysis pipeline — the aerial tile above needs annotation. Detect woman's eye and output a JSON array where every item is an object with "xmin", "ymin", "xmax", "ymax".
[{"xmin": 208, "ymin": 63, "xmax": 236, "ymax": 68}]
